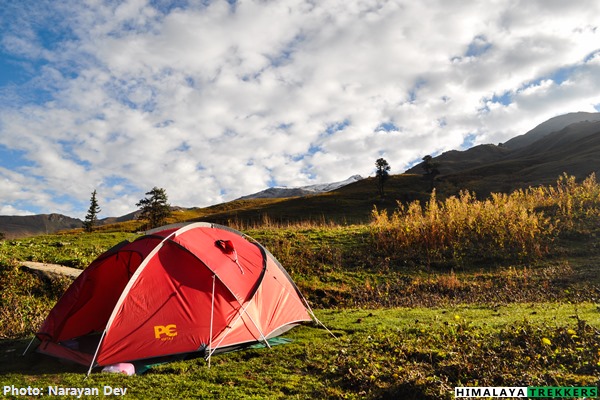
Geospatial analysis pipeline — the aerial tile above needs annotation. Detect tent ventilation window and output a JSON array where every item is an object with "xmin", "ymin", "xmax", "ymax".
[{"xmin": 215, "ymin": 240, "xmax": 244, "ymax": 274}]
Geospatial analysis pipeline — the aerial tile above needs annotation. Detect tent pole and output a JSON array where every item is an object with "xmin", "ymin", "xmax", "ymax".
[
  {"xmin": 22, "ymin": 336, "xmax": 36, "ymax": 356},
  {"xmin": 206, "ymin": 305, "xmax": 245, "ymax": 360},
  {"xmin": 208, "ymin": 274, "xmax": 216, "ymax": 368},
  {"xmin": 206, "ymin": 300, "xmax": 268, "ymax": 361},
  {"xmin": 86, "ymin": 329, "xmax": 108, "ymax": 378},
  {"xmin": 245, "ymin": 309, "xmax": 272, "ymax": 349},
  {"xmin": 231, "ymin": 300, "xmax": 271, "ymax": 349}
]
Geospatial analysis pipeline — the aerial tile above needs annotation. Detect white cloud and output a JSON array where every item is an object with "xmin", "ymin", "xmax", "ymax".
[{"xmin": 1, "ymin": 0, "xmax": 600, "ymax": 218}]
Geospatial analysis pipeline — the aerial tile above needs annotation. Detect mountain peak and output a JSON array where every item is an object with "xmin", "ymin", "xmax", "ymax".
[{"xmin": 238, "ymin": 175, "xmax": 364, "ymax": 200}]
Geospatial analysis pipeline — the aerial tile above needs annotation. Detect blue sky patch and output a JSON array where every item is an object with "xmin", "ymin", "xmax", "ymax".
[
  {"xmin": 460, "ymin": 133, "xmax": 478, "ymax": 150},
  {"xmin": 57, "ymin": 139, "xmax": 92, "ymax": 170},
  {"xmin": 0, "ymin": 56, "xmax": 34, "ymax": 87},
  {"xmin": 0, "ymin": 145, "xmax": 34, "ymax": 170},
  {"xmin": 103, "ymin": 176, "xmax": 140, "ymax": 197},
  {"xmin": 375, "ymin": 121, "xmax": 399, "ymax": 132},
  {"xmin": 268, "ymin": 33, "xmax": 305, "ymax": 68},
  {"xmin": 465, "ymin": 35, "xmax": 492, "ymax": 57},
  {"xmin": 175, "ymin": 141, "xmax": 191, "ymax": 152},
  {"xmin": 491, "ymin": 91, "xmax": 512, "ymax": 106},
  {"xmin": 407, "ymin": 79, "xmax": 426, "ymax": 103},
  {"xmin": 406, "ymin": 156, "xmax": 424, "ymax": 170},
  {"xmin": 150, "ymin": 0, "xmax": 190, "ymax": 14},
  {"xmin": 277, "ymin": 122, "xmax": 293, "ymax": 130},
  {"xmin": 267, "ymin": 173, "xmax": 278, "ymax": 187},
  {"xmin": 300, "ymin": 166, "xmax": 317, "ymax": 181},
  {"xmin": 324, "ymin": 119, "xmax": 351, "ymax": 135},
  {"xmin": 308, "ymin": 143, "xmax": 322, "ymax": 155},
  {"xmin": 519, "ymin": 65, "xmax": 578, "ymax": 91}
]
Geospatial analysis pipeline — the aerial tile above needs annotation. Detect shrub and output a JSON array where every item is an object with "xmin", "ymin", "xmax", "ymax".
[
  {"xmin": 371, "ymin": 173, "xmax": 600, "ymax": 269},
  {"xmin": 371, "ymin": 188, "xmax": 556, "ymax": 269}
]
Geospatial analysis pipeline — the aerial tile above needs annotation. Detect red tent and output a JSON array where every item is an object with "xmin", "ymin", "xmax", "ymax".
[{"xmin": 33, "ymin": 223, "xmax": 314, "ymax": 373}]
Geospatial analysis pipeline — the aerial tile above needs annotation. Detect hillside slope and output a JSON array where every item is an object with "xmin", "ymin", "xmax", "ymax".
[
  {"xmin": 503, "ymin": 111, "xmax": 600, "ymax": 150},
  {"xmin": 193, "ymin": 174, "xmax": 430, "ymax": 226},
  {"xmin": 0, "ymin": 214, "xmax": 82, "ymax": 239},
  {"xmin": 406, "ymin": 112, "xmax": 600, "ymax": 196},
  {"xmin": 439, "ymin": 123, "xmax": 600, "ymax": 196}
]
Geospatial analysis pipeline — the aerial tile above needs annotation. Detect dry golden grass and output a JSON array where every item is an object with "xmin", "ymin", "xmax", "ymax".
[{"xmin": 370, "ymin": 174, "xmax": 600, "ymax": 268}]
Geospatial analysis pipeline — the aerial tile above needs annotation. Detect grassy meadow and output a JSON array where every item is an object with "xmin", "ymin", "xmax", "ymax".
[{"xmin": 1, "ymin": 174, "xmax": 600, "ymax": 399}]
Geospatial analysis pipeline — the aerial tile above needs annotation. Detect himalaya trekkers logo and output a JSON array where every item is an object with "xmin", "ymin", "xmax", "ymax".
[
  {"xmin": 454, "ymin": 386, "xmax": 598, "ymax": 398},
  {"xmin": 154, "ymin": 324, "xmax": 177, "ymax": 341}
]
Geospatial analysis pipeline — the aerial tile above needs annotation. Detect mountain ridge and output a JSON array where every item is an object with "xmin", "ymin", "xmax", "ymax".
[
  {"xmin": 406, "ymin": 111, "xmax": 600, "ymax": 177},
  {"xmin": 411, "ymin": 112, "xmax": 600, "ymax": 197},
  {"xmin": 503, "ymin": 111, "xmax": 600, "ymax": 150},
  {"xmin": 0, "ymin": 214, "xmax": 83, "ymax": 239},
  {"xmin": 0, "ymin": 176, "xmax": 365, "ymax": 238}
]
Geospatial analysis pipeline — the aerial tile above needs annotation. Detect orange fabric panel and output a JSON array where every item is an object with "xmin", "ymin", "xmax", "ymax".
[
  {"xmin": 249, "ymin": 256, "xmax": 311, "ymax": 336},
  {"xmin": 209, "ymin": 255, "xmax": 311, "ymax": 350}
]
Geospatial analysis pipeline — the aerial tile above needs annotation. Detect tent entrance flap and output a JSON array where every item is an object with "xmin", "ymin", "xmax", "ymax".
[{"xmin": 37, "ymin": 332, "xmax": 103, "ymax": 366}]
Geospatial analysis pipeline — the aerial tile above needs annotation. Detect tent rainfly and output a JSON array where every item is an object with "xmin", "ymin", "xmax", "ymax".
[{"xmin": 29, "ymin": 223, "xmax": 317, "ymax": 374}]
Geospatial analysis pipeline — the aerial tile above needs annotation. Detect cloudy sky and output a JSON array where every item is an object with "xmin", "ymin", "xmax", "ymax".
[{"xmin": 1, "ymin": 0, "xmax": 599, "ymax": 218}]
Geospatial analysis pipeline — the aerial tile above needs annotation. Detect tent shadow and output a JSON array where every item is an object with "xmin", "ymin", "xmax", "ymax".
[{"xmin": 0, "ymin": 338, "xmax": 88, "ymax": 376}]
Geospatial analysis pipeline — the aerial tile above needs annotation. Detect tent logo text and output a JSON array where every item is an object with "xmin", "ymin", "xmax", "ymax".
[{"xmin": 154, "ymin": 324, "xmax": 177, "ymax": 340}]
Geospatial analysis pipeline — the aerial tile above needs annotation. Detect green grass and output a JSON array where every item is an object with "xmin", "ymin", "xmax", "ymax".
[
  {"xmin": 0, "ymin": 232, "xmax": 138, "ymax": 269},
  {"xmin": 1, "ymin": 304, "xmax": 598, "ymax": 399}
]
